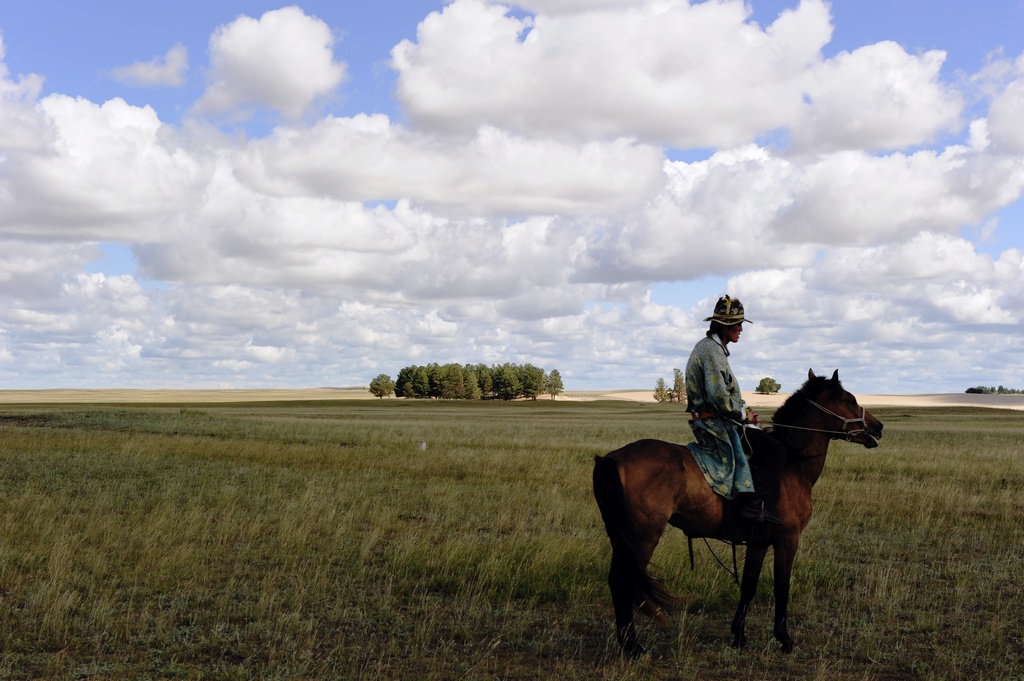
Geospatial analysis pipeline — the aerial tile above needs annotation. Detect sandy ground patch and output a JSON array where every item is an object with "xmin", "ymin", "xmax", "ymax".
[
  {"xmin": 0, "ymin": 388, "xmax": 1021, "ymax": 411},
  {"xmin": 559, "ymin": 390, "xmax": 1024, "ymax": 411},
  {"xmin": 0, "ymin": 388, "xmax": 375, "ymax": 404}
]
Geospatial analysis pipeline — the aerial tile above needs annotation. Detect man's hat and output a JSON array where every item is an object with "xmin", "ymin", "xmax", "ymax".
[{"xmin": 703, "ymin": 295, "xmax": 752, "ymax": 325}]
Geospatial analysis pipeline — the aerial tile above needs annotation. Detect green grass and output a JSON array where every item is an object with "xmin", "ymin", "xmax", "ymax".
[{"xmin": 0, "ymin": 400, "xmax": 1021, "ymax": 679}]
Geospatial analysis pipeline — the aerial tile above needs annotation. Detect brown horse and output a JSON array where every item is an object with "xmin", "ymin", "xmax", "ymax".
[{"xmin": 592, "ymin": 369, "xmax": 883, "ymax": 656}]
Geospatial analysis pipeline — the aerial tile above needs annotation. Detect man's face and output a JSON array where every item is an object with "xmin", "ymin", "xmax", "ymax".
[{"xmin": 722, "ymin": 323, "xmax": 742, "ymax": 345}]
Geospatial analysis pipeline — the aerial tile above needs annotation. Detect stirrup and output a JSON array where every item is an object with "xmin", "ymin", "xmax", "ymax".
[{"xmin": 739, "ymin": 499, "xmax": 782, "ymax": 525}]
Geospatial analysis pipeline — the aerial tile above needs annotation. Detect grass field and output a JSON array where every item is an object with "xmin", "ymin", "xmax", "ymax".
[{"xmin": 0, "ymin": 398, "xmax": 1021, "ymax": 679}]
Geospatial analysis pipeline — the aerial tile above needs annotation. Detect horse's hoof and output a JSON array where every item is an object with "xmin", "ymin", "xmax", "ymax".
[
  {"xmin": 731, "ymin": 634, "xmax": 746, "ymax": 649},
  {"xmin": 623, "ymin": 642, "xmax": 647, "ymax": 660}
]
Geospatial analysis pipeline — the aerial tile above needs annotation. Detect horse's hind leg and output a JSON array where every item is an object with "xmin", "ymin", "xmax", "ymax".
[
  {"xmin": 635, "ymin": 537, "xmax": 671, "ymax": 627},
  {"xmin": 608, "ymin": 533, "xmax": 669, "ymax": 657},
  {"xmin": 608, "ymin": 550, "xmax": 644, "ymax": 657}
]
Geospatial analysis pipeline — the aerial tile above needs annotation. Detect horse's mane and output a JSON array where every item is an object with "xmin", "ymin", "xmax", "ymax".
[{"xmin": 772, "ymin": 374, "xmax": 844, "ymax": 426}]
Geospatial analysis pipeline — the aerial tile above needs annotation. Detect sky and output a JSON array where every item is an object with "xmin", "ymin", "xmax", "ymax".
[{"xmin": 1, "ymin": 1, "xmax": 1023, "ymax": 395}]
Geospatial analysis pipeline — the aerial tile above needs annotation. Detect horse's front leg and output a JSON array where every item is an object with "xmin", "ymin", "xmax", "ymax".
[
  {"xmin": 772, "ymin": 534, "xmax": 799, "ymax": 653},
  {"xmin": 731, "ymin": 541, "xmax": 769, "ymax": 648}
]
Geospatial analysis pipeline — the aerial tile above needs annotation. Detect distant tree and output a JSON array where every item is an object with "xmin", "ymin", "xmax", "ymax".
[
  {"xmin": 436, "ymin": 364, "xmax": 462, "ymax": 399},
  {"xmin": 423, "ymin": 363, "xmax": 443, "ymax": 399},
  {"xmin": 544, "ymin": 369, "xmax": 564, "ymax": 400},
  {"xmin": 413, "ymin": 366, "xmax": 431, "ymax": 398},
  {"xmin": 654, "ymin": 377, "xmax": 672, "ymax": 403},
  {"xmin": 756, "ymin": 377, "xmax": 781, "ymax": 394},
  {"xmin": 463, "ymin": 367, "xmax": 483, "ymax": 400},
  {"xmin": 432, "ymin": 363, "xmax": 477, "ymax": 400},
  {"xmin": 672, "ymin": 368, "xmax": 684, "ymax": 403},
  {"xmin": 368, "ymin": 374, "xmax": 395, "ymax": 399},
  {"xmin": 966, "ymin": 385, "xmax": 1023, "ymax": 394},
  {"xmin": 475, "ymin": 364, "xmax": 494, "ymax": 399},
  {"xmin": 518, "ymin": 363, "xmax": 546, "ymax": 400},
  {"xmin": 493, "ymin": 363, "xmax": 522, "ymax": 401},
  {"xmin": 394, "ymin": 366, "xmax": 417, "ymax": 398}
]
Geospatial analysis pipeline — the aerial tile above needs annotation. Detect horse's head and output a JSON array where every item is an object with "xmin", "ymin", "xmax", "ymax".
[{"xmin": 775, "ymin": 369, "xmax": 884, "ymax": 448}]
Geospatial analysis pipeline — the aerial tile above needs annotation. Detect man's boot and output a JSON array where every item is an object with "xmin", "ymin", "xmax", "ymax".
[{"xmin": 739, "ymin": 494, "xmax": 782, "ymax": 525}]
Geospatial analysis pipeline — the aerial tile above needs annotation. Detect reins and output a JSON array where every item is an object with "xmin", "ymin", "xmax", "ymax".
[
  {"xmin": 688, "ymin": 536, "xmax": 741, "ymax": 584},
  {"xmin": 767, "ymin": 398, "xmax": 877, "ymax": 447}
]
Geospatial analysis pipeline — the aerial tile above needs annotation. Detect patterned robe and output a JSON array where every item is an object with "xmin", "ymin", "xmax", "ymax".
[{"xmin": 684, "ymin": 334, "xmax": 755, "ymax": 499}]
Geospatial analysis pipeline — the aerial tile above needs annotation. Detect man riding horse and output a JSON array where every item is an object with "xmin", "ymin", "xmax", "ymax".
[{"xmin": 685, "ymin": 295, "xmax": 787, "ymax": 527}]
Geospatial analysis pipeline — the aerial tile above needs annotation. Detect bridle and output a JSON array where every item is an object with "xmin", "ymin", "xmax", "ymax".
[{"xmin": 769, "ymin": 397, "xmax": 877, "ymax": 446}]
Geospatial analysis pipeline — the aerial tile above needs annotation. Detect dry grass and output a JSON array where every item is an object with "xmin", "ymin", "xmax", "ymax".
[{"xmin": 0, "ymin": 400, "xmax": 1020, "ymax": 679}]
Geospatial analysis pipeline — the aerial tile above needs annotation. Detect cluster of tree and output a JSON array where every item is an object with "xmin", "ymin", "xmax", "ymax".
[
  {"xmin": 653, "ymin": 369, "xmax": 684, "ymax": 403},
  {"xmin": 369, "ymin": 363, "xmax": 564, "ymax": 401},
  {"xmin": 965, "ymin": 385, "xmax": 1024, "ymax": 394}
]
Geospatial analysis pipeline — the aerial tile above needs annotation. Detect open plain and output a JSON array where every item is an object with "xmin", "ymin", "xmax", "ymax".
[
  {"xmin": 0, "ymin": 392, "xmax": 1021, "ymax": 679},
  {"xmin": 5, "ymin": 387, "xmax": 1024, "ymax": 411}
]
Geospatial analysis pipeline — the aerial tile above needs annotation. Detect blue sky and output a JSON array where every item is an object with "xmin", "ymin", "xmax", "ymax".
[
  {"xmin": 0, "ymin": 2, "xmax": 433, "ymax": 122},
  {"xmin": 1, "ymin": 0, "xmax": 1023, "ymax": 394}
]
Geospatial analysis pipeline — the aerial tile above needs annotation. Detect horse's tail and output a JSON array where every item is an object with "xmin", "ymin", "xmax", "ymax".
[{"xmin": 592, "ymin": 454, "xmax": 676, "ymax": 622}]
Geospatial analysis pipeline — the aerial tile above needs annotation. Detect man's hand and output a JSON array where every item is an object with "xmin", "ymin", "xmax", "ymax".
[{"xmin": 747, "ymin": 409, "xmax": 760, "ymax": 425}]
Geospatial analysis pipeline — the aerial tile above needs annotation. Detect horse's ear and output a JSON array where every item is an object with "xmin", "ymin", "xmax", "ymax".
[
  {"xmin": 830, "ymin": 369, "xmax": 840, "ymax": 382},
  {"xmin": 808, "ymin": 369, "xmax": 816, "ymax": 380}
]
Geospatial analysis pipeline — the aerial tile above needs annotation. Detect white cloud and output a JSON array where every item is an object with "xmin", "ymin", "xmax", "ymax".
[
  {"xmin": 769, "ymin": 150, "xmax": 973, "ymax": 244},
  {"xmin": 794, "ymin": 41, "xmax": 962, "ymax": 152},
  {"xmin": 0, "ymin": 331, "xmax": 12, "ymax": 364},
  {"xmin": 571, "ymin": 147, "xmax": 815, "ymax": 282},
  {"xmin": 0, "ymin": 240, "xmax": 92, "ymax": 295},
  {"xmin": 0, "ymin": 36, "xmax": 51, "ymax": 152},
  {"xmin": 506, "ymin": 0, "xmax": 643, "ymax": 12},
  {"xmin": 195, "ymin": 7, "xmax": 347, "ymax": 119},
  {"xmin": 234, "ymin": 115, "xmax": 664, "ymax": 215},
  {"xmin": 0, "ymin": 95, "xmax": 204, "ymax": 240},
  {"xmin": 111, "ymin": 44, "xmax": 189, "ymax": 87},
  {"xmin": 392, "ymin": 0, "xmax": 831, "ymax": 147},
  {"xmin": 245, "ymin": 340, "xmax": 296, "ymax": 363},
  {"xmin": 787, "ymin": 238, "xmax": 1020, "ymax": 341},
  {"xmin": 393, "ymin": 1, "xmax": 968, "ymax": 156},
  {"xmin": 987, "ymin": 58, "xmax": 1024, "ymax": 153},
  {"xmin": 719, "ymin": 236, "xmax": 1024, "ymax": 392}
]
